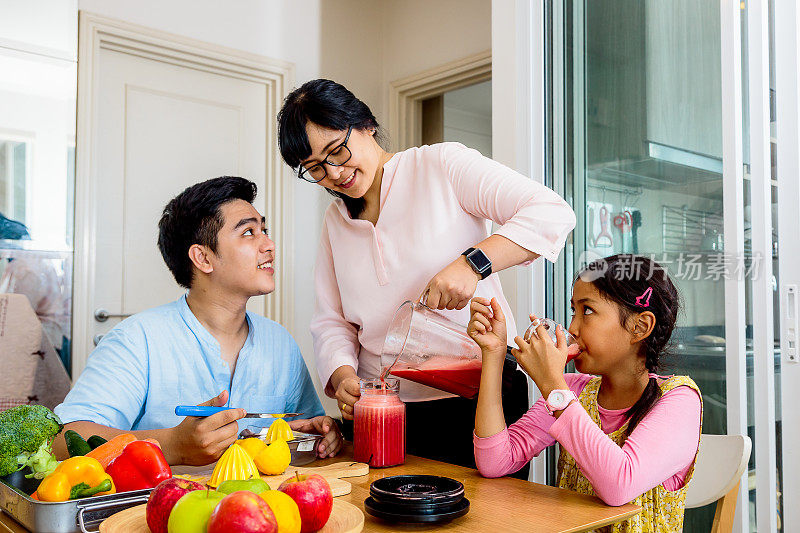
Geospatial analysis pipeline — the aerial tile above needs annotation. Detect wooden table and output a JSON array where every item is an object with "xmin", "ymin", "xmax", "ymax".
[
  {"xmin": 1, "ymin": 450, "xmax": 639, "ymax": 533},
  {"xmin": 319, "ymin": 451, "xmax": 640, "ymax": 533}
]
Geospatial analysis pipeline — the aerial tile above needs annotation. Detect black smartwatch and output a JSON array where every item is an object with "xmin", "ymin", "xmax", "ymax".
[{"xmin": 462, "ymin": 247, "xmax": 492, "ymax": 280}]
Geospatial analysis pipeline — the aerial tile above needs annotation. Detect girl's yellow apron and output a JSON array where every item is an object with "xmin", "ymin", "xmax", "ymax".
[{"xmin": 557, "ymin": 375, "xmax": 702, "ymax": 533}]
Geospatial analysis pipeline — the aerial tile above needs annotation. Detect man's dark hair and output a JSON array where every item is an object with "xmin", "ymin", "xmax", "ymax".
[{"xmin": 157, "ymin": 176, "xmax": 257, "ymax": 288}]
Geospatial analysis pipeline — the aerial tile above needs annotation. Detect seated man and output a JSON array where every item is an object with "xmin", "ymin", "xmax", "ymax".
[{"xmin": 54, "ymin": 176, "xmax": 341, "ymax": 465}]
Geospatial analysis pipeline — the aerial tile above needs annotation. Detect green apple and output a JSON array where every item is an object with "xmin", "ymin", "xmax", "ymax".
[
  {"xmin": 167, "ymin": 489, "xmax": 225, "ymax": 533},
  {"xmin": 217, "ymin": 478, "xmax": 270, "ymax": 495}
]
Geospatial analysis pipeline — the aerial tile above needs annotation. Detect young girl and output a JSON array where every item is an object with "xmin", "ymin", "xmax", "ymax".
[{"xmin": 469, "ymin": 254, "xmax": 702, "ymax": 532}]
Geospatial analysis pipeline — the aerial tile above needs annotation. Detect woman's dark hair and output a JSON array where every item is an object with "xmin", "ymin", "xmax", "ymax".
[
  {"xmin": 277, "ymin": 79, "xmax": 384, "ymax": 218},
  {"xmin": 577, "ymin": 254, "xmax": 681, "ymax": 439},
  {"xmin": 157, "ymin": 176, "xmax": 257, "ymax": 289}
]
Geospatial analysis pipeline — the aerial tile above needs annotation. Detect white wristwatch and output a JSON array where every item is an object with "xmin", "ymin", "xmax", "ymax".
[{"xmin": 546, "ymin": 389, "xmax": 577, "ymax": 415}]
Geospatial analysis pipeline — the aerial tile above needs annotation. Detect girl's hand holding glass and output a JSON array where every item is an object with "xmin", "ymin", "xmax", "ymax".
[
  {"xmin": 522, "ymin": 318, "xmax": 580, "ymax": 358},
  {"xmin": 511, "ymin": 314, "xmax": 570, "ymax": 395},
  {"xmin": 468, "ymin": 297, "xmax": 507, "ymax": 361}
]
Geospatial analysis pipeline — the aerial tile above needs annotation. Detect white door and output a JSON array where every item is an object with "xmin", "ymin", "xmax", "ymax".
[
  {"xmin": 73, "ymin": 14, "xmax": 293, "ymax": 377},
  {"xmin": 775, "ymin": 1, "xmax": 800, "ymax": 529},
  {"xmin": 92, "ymin": 48, "xmax": 266, "ymax": 337}
]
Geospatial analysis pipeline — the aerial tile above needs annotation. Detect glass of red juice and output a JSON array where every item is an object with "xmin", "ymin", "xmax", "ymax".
[
  {"xmin": 353, "ymin": 378, "xmax": 406, "ymax": 468},
  {"xmin": 523, "ymin": 317, "xmax": 580, "ymax": 361}
]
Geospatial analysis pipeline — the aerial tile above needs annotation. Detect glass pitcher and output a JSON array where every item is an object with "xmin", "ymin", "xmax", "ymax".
[
  {"xmin": 380, "ymin": 301, "xmax": 580, "ymax": 399},
  {"xmin": 380, "ymin": 301, "xmax": 484, "ymax": 398}
]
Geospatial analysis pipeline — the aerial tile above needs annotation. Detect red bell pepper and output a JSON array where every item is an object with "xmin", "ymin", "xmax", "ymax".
[{"xmin": 105, "ymin": 440, "xmax": 172, "ymax": 492}]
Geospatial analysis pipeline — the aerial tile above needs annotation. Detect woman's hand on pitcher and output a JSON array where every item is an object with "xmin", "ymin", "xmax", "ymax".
[{"xmin": 421, "ymin": 256, "xmax": 479, "ymax": 310}]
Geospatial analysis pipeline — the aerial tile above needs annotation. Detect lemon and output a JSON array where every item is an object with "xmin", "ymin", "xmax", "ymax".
[
  {"xmin": 239, "ymin": 437, "xmax": 268, "ymax": 459},
  {"xmin": 260, "ymin": 490, "xmax": 301, "ymax": 533},
  {"xmin": 265, "ymin": 419, "xmax": 294, "ymax": 443},
  {"xmin": 254, "ymin": 439, "xmax": 291, "ymax": 475}
]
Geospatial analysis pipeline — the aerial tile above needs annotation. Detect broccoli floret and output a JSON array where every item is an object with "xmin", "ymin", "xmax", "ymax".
[{"xmin": 0, "ymin": 405, "xmax": 63, "ymax": 478}]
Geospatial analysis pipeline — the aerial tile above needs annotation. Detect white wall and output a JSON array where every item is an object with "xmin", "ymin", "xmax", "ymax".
[
  {"xmin": 444, "ymin": 81, "xmax": 492, "ymax": 157},
  {"xmin": 378, "ymin": 0, "xmax": 491, "ymax": 139},
  {"xmin": 314, "ymin": 0, "xmax": 492, "ymax": 146},
  {"xmin": 78, "ymin": 0, "xmax": 323, "ymax": 83},
  {"xmin": 0, "ymin": 0, "xmax": 77, "ymax": 58},
  {"xmin": 317, "ymin": 2, "xmax": 383, "ymax": 129}
]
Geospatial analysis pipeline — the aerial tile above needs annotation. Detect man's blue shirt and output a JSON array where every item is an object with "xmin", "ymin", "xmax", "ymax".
[{"xmin": 55, "ymin": 295, "xmax": 324, "ymax": 432}]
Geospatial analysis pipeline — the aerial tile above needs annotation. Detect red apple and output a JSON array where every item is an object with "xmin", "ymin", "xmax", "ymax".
[
  {"xmin": 207, "ymin": 490, "xmax": 278, "ymax": 533},
  {"xmin": 146, "ymin": 477, "xmax": 205, "ymax": 533},
  {"xmin": 277, "ymin": 474, "xmax": 333, "ymax": 533}
]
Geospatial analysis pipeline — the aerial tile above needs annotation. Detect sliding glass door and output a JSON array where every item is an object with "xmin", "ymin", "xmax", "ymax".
[{"xmin": 546, "ymin": 1, "xmax": 789, "ymax": 531}]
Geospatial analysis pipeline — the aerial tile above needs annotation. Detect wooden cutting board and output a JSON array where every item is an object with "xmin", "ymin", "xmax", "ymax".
[
  {"xmin": 99, "ymin": 499, "xmax": 364, "ymax": 533},
  {"xmin": 264, "ymin": 461, "xmax": 369, "ymax": 486},
  {"xmin": 175, "ymin": 461, "xmax": 369, "ymax": 497}
]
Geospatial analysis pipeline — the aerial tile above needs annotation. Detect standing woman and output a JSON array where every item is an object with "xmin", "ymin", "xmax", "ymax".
[{"xmin": 278, "ymin": 79, "xmax": 575, "ymax": 469}]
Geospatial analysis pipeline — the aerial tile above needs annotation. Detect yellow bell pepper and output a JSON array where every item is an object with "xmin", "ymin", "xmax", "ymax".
[{"xmin": 37, "ymin": 456, "xmax": 116, "ymax": 502}]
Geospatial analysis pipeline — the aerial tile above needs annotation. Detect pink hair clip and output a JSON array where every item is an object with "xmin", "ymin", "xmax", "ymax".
[{"xmin": 635, "ymin": 287, "xmax": 653, "ymax": 308}]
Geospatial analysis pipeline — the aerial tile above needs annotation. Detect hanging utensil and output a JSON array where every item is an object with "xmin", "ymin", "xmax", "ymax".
[
  {"xmin": 613, "ymin": 210, "xmax": 632, "ymax": 252},
  {"xmin": 630, "ymin": 210, "xmax": 642, "ymax": 253},
  {"xmin": 587, "ymin": 205, "xmax": 597, "ymax": 247},
  {"xmin": 595, "ymin": 206, "xmax": 613, "ymax": 247}
]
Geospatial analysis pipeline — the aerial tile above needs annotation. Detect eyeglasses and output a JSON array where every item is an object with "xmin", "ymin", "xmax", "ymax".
[{"xmin": 297, "ymin": 126, "xmax": 353, "ymax": 183}]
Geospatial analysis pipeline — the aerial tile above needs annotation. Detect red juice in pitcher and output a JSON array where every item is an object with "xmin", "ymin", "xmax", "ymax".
[
  {"xmin": 380, "ymin": 301, "xmax": 580, "ymax": 401},
  {"xmin": 353, "ymin": 378, "xmax": 405, "ymax": 467},
  {"xmin": 389, "ymin": 357, "xmax": 483, "ymax": 399}
]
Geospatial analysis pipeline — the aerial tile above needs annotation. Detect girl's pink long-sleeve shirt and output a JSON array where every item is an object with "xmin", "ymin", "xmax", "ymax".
[
  {"xmin": 311, "ymin": 142, "xmax": 576, "ymax": 402},
  {"xmin": 473, "ymin": 373, "xmax": 702, "ymax": 506}
]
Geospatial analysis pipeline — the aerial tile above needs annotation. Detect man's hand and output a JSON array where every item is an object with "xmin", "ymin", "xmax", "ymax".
[
  {"xmin": 289, "ymin": 416, "xmax": 343, "ymax": 458},
  {"xmin": 165, "ymin": 390, "xmax": 244, "ymax": 466}
]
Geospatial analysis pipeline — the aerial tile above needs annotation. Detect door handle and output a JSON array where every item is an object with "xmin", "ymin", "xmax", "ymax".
[
  {"xmin": 784, "ymin": 285, "xmax": 798, "ymax": 363},
  {"xmin": 94, "ymin": 308, "xmax": 133, "ymax": 323}
]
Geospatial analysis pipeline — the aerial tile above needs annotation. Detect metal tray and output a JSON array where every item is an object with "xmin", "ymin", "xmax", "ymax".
[
  {"xmin": 0, "ymin": 469, "xmax": 152, "ymax": 533},
  {"xmin": 240, "ymin": 427, "xmax": 323, "ymax": 466}
]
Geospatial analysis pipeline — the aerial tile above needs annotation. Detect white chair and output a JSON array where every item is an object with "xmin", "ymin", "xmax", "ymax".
[{"xmin": 685, "ymin": 434, "xmax": 752, "ymax": 533}]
